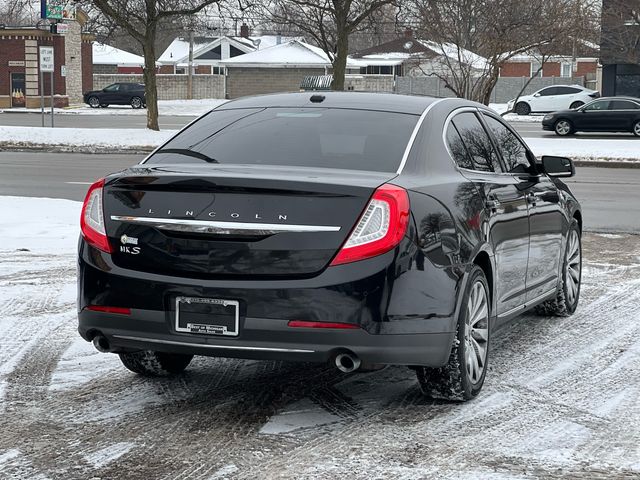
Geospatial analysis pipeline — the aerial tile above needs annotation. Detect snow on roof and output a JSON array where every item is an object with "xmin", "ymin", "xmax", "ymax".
[
  {"xmin": 347, "ymin": 55, "xmax": 406, "ymax": 67},
  {"xmin": 92, "ymin": 43, "xmax": 145, "ymax": 67},
  {"xmin": 219, "ymin": 40, "xmax": 332, "ymax": 67},
  {"xmin": 418, "ymin": 41, "xmax": 490, "ymax": 70},
  {"xmin": 158, "ymin": 37, "xmax": 215, "ymax": 64}
]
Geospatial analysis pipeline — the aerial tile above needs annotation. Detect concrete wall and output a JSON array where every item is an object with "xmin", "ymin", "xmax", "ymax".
[
  {"xmin": 64, "ymin": 20, "xmax": 83, "ymax": 104},
  {"xmin": 93, "ymin": 74, "xmax": 225, "ymax": 99},
  {"xmin": 226, "ymin": 67, "xmax": 325, "ymax": 98},
  {"xmin": 345, "ymin": 75, "xmax": 394, "ymax": 92},
  {"xmin": 395, "ymin": 76, "xmax": 587, "ymax": 103}
]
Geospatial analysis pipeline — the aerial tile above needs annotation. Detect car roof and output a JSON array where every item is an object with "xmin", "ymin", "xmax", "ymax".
[
  {"xmin": 596, "ymin": 96, "xmax": 640, "ymax": 102},
  {"xmin": 217, "ymin": 92, "xmax": 438, "ymax": 115}
]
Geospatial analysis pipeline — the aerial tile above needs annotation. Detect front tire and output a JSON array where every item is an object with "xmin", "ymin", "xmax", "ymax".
[
  {"xmin": 131, "ymin": 96, "xmax": 143, "ymax": 109},
  {"xmin": 535, "ymin": 219, "xmax": 582, "ymax": 316},
  {"xmin": 415, "ymin": 266, "xmax": 490, "ymax": 401},
  {"xmin": 633, "ymin": 120, "xmax": 640, "ymax": 137},
  {"xmin": 119, "ymin": 351, "xmax": 193, "ymax": 377},
  {"xmin": 88, "ymin": 96, "xmax": 100, "ymax": 108},
  {"xmin": 515, "ymin": 102, "xmax": 531, "ymax": 115},
  {"xmin": 554, "ymin": 119, "xmax": 574, "ymax": 136}
]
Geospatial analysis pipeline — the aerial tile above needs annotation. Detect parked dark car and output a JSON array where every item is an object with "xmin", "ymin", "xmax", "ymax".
[
  {"xmin": 78, "ymin": 93, "xmax": 582, "ymax": 401},
  {"xmin": 542, "ymin": 96, "xmax": 640, "ymax": 136},
  {"xmin": 83, "ymin": 83, "xmax": 146, "ymax": 109}
]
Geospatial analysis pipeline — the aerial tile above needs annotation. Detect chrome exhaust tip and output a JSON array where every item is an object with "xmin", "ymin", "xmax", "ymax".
[
  {"xmin": 92, "ymin": 335, "xmax": 111, "ymax": 353},
  {"xmin": 335, "ymin": 352, "xmax": 361, "ymax": 373}
]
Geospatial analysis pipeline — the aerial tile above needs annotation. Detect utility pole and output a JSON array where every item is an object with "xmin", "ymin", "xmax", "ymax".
[{"xmin": 187, "ymin": 30, "xmax": 194, "ymax": 100}]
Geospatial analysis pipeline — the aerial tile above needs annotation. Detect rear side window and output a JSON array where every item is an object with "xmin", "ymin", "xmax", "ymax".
[
  {"xmin": 556, "ymin": 87, "xmax": 581, "ymax": 95},
  {"xmin": 483, "ymin": 115, "xmax": 532, "ymax": 174},
  {"xmin": 449, "ymin": 112, "xmax": 502, "ymax": 172},
  {"xmin": 609, "ymin": 100, "xmax": 640, "ymax": 110},
  {"xmin": 148, "ymin": 107, "xmax": 419, "ymax": 173}
]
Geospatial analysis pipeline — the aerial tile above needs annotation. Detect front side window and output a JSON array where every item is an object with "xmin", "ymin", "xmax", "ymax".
[
  {"xmin": 148, "ymin": 107, "xmax": 420, "ymax": 173},
  {"xmin": 104, "ymin": 84, "xmax": 119, "ymax": 92},
  {"xmin": 537, "ymin": 87, "xmax": 557, "ymax": 97},
  {"xmin": 584, "ymin": 100, "xmax": 610, "ymax": 111},
  {"xmin": 450, "ymin": 112, "xmax": 502, "ymax": 173},
  {"xmin": 483, "ymin": 114, "xmax": 533, "ymax": 174}
]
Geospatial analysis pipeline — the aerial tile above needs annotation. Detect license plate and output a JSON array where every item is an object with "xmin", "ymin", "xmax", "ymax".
[{"xmin": 175, "ymin": 297, "xmax": 239, "ymax": 336}]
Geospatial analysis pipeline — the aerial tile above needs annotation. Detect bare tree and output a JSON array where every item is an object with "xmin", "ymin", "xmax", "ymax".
[
  {"xmin": 87, "ymin": 0, "xmax": 227, "ymax": 130},
  {"xmin": 601, "ymin": 0, "xmax": 640, "ymax": 65},
  {"xmin": 409, "ymin": 0, "xmax": 599, "ymax": 105},
  {"xmin": 263, "ymin": 0, "xmax": 399, "ymax": 90},
  {"xmin": 0, "ymin": 0, "xmax": 40, "ymax": 25}
]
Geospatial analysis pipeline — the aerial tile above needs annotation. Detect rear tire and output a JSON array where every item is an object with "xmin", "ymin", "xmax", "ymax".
[
  {"xmin": 415, "ymin": 266, "xmax": 490, "ymax": 401},
  {"xmin": 633, "ymin": 120, "xmax": 640, "ymax": 137},
  {"xmin": 515, "ymin": 102, "xmax": 531, "ymax": 115},
  {"xmin": 535, "ymin": 219, "xmax": 581, "ymax": 316},
  {"xmin": 131, "ymin": 96, "xmax": 143, "ymax": 109},
  {"xmin": 119, "ymin": 351, "xmax": 193, "ymax": 377},
  {"xmin": 570, "ymin": 101, "xmax": 584, "ymax": 109}
]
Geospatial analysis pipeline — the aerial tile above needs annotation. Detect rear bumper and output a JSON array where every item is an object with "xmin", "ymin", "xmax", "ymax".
[{"xmin": 78, "ymin": 309, "xmax": 454, "ymax": 367}]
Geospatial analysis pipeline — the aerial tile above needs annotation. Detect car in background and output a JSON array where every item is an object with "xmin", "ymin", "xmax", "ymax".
[
  {"xmin": 542, "ymin": 96, "xmax": 640, "ymax": 136},
  {"xmin": 83, "ymin": 83, "xmax": 146, "ymax": 109},
  {"xmin": 507, "ymin": 85, "xmax": 599, "ymax": 115},
  {"xmin": 77, "ymin": 92, "xmax": 583, "ymax": 401}
]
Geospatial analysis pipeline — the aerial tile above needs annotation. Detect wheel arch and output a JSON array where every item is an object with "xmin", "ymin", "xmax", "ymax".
[
  {"xmin": 572, "ymin": 209, "xmax": 582, "ymax": 232},
  {"xmin": 472, "ymin": 250, "xmax": 493, "ymax": 307}
]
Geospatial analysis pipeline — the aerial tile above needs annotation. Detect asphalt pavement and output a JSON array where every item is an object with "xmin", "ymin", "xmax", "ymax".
[{"xmin": 0, "ymin": 151, "xmax": 638, "ymax": 233}]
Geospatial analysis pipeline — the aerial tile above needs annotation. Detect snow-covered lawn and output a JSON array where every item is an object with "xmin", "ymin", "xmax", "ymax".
[
  {"xmin": 0, "ymin": 99, "xmax": 227, "ymax": 117},
  {"xmin": 0, "ymin": 126, "xmax": 174, "ymax": 151},
  {"xmin": 526, "ymin": 137, "xmax": 640, "ymax": 163},
  {"xmin": 489, "ymin": 103, "xmax": 544, "ymax": 122}
]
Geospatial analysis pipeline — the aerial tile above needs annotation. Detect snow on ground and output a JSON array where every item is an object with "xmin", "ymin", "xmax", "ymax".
[
  {"xmin": 526, "ymin": 137, "xmax": 640, "ymax": 162},
  {"xmin": 489, "ymin": 103, "xmax": 543, "ymax": 122},
  {"xmin": 0, "ymin": 99, "xmax": 227, "ymax": 117},
  {"xmin": 0, "ymin": 126, "xmax": 173, "ymax": 151},
  {"xmin": 0, "ymin": 197, "xmax": 639, "ymax": 478}
]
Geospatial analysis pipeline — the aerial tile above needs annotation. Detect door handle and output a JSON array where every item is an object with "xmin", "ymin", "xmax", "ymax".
[{"xmin": 526, "ymin": 192, "xmax": 537, "ymax": 206}]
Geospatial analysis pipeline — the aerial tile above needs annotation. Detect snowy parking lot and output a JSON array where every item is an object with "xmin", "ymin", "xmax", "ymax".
[{"xmin": 0, "ymin": 196, "xmax": 639, "ymax": 479}]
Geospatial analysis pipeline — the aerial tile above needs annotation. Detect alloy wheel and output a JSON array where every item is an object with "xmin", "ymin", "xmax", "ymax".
[
  {"xmin": 464, "ymin": 281, "xmax": 489, "ymax": 385},
  {"xmin": 634, "ymin": 121, "xmax": 640, "ymax": 137},
  {"xmin": 565, "ymin": 229, "xmax": 581, "ymax": 306},
  {"xmin": 89, "ymin": 97, "xmax": 99, "ymax": 108},
  {"xmin": 555, "ymin": 120, "xmax": 571, "ymax": 136},
  {"xmin": 131, "ymin": 97, "xmax": 142, "ymax": 109}
]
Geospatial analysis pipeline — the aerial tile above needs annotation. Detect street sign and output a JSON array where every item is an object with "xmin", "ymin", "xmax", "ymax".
[
  {"xmin": 42, "ymin": 0, "xmax": 77, "ymax": 20},
  {"xmin": 39, "ymin": 46, "xmax": 54, "ymax": 72},
  {"xmin": 56, "ymin": 23, "xmax": 69, "ymax": 34},
  {"xmin": 61, "ymin": 65, "xmax": 66, "ymax": 77}
]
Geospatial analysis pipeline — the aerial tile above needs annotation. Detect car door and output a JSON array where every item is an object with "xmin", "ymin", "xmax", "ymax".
[
  {"xmin": 101, "ymin": 83, "xmax": 120, "ymax": 104},
  {"xmin": 446, "ymin": 111, "xmax": 530, "ymax": 318},
  {"xmin": 532, "ymin": 87, "xmax": 558, "ymax": 112},
  {"xmin": 607, "ymin": 100, "xmax": 640, "ymax": 131},
  {"xmin": 578, "ymin": 99, "xmax": 611, "ymax": 131},
  {"xmin": 482, "ymin": 113, "xmax": 564, "ymax": 303}
]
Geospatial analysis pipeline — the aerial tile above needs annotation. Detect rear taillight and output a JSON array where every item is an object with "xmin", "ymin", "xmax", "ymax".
[
  {"xmin": 330, "ymin": 183, "xmax": 409, "ymax": 266},
  {"xmin": 80, "ymin": 178, "xmax": 112, "ymax": 253},
  {"xmin": 86, "ymin": 305, "xmax": 131, "ymax": 315}
]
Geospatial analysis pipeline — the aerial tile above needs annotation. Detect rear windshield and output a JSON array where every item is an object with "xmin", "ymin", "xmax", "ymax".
[{"xmin": 146, "ymin": 107, "xmax": 419, "ymax": 173}]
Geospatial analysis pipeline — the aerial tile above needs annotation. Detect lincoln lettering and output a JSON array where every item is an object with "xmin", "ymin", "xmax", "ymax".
[{"xmin": 146, "ymin": 209, "xmax": 287, "ymax": 221}]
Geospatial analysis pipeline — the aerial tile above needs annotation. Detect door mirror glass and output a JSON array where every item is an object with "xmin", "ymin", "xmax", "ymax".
[
  {"xmin": 541, "ymin": 155, "xmax": 575, "ymax": 177},
  {"xmin": 533, "ymin": 93, "xmax": 541, "ymax": 97}
]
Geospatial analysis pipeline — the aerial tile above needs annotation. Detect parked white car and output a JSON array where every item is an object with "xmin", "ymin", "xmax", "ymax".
[{"xmin": 507, "ymin": 85, "xmax": 600, "ymax": 115}]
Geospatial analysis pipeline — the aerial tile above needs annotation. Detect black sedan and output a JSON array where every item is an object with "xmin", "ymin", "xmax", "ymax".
[
  {"xmin": 77, "ymin": 93, "xmax": 582, "ymax": 401},
  {"xmin": 83, "ymin": 82, "xmax": 146, "ymax": 109},
  {"xmin": 542, "ymin": 96, "xmax": 640, "ymax": 136}
]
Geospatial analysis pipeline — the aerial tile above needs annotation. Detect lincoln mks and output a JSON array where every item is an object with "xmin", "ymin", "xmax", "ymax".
[{"xmin": 78, "ymin": 92, "xmax": 582, "ymax": 401}]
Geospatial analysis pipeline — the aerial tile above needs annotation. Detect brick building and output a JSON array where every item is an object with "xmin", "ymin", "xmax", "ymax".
[{"xmin": 0, "ymin": 15, "xmax": 93, "ymax": 108}]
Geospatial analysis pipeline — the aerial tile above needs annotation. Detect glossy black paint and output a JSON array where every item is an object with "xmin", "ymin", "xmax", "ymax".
[
  {"xmin": 78, "ymin": 92, "xmax": 581, "ymax": 367},
  {"xmin": 542, "ymin": 96, "xmax": 640, "ymax": 134}
]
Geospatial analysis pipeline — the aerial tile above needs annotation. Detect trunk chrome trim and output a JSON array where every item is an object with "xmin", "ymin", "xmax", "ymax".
[
  {"xmin": 112, "ymin": 335, "xmax": 315, "ymax": 353},
  {"xmin": 397, "ymin": 97, "xmax": 449, "ymax": 174},
  {"xmin": 110, "ymin": 216, "xmax": 341, "ymax": 235}
]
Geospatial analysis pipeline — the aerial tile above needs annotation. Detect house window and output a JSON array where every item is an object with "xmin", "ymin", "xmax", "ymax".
[
  {"xmin": 175, "ymin": 67, "xmax": 186, "ymax": 74},
  {"xmin": 359, "ymin": 65, "xmax": 393, "ymax": 75},
  {"xmin": 561, "ymin": 62, "xmax": 572, "ymax": 78},
  {"xmin": 530, "ymin": 61, "xmax": 543, "ymax": 77}
]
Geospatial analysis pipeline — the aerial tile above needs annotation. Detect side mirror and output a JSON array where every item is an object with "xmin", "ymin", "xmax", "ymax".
[
  {"xmin": 541, "ymin": 155, "xmax": 575, "ymax": 178},
  {"xmin": 533, "ymin": 93, "xmax": 541, "ymax": 97}
]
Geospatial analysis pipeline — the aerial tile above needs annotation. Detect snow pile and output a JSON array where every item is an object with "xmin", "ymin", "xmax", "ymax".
[
  {"xmin": 0, "ymin": 126, "xmax": 174, "ymax": 151},
  {"xmin": 0, "ymin": 196, "xmax": 81, "ymax": 254}
]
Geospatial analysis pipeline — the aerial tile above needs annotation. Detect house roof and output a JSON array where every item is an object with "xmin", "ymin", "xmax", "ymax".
[
  {"xmin": 158, "ymin": 35, "xmax": 304, "ymax": 65},
  {"xmin": 92, "ymin": 42, "xmax": 145, "ymax": 67},
  {"xmin": 219, "ymin": 40, "xmax": 333, "ymax": 68}
]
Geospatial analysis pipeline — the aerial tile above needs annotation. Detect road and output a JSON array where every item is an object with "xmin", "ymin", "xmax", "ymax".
[
  {"xmin": 0, "ymin": 151, "xmax": 638, "ymax": 233},
  {"xmin": 0, "ymin": 233, "xmax": 639, "ymax": 478},
  {"xmin": 4, "ymin": 111, "xmax": 640, "ymax": 139}
]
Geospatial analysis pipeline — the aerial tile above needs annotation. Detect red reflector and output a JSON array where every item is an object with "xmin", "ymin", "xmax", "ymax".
[
  {"xmin": 86, "ymin": 305, "xmax": 131, "ymax": 315},
  {"xmin": 288, "ymin": 320, "xmax": 360, "ymax": 329}
]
